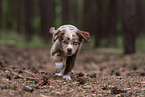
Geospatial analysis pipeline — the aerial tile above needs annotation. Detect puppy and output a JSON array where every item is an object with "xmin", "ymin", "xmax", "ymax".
[{"xmin": 50, "ymin": 25, "xmax": 90, "ymax": 80}]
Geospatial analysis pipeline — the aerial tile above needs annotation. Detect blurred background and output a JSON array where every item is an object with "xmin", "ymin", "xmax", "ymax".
[{"xmin": 0, "ymin": 0, "xmax": 145, "ymax": 54}]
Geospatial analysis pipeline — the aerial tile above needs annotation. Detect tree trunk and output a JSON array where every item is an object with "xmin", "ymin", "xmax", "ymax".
[
  {"xmin": 61, "ymin": 0, "xmax": 69, "ymax": 24},
  {"xmin": 122, "ymin": 0, "xmax": 140, "ymax": 54},
  {"xmin": 24, "ymin": 0, "xmax": 34, "ymax": 41},
  {"xmin": 39, "ymin": 0, "xmax": 55, "ymax": 42},
  {"xmin": 83, "ymin": 0, "xmax": 104, "ymax": 47},
  {"xmin": 13, "ymin": 0, "xmax": 21, "ymax": 34},
  {"xmin": 83, "ymin": 0, "xmax": 101, "ymax": 36},
  {"xmin": 0, "ymin": 0, "xmax": 2, "ymax": 30},
  {"xmin": 95, "ymin": 0, "xmax": 104, "ymax": 47},
  {"xmin": 5, "ymin": 1, "xmax": 14, "ymax": 30},
  {"xmin": 69, "ymin": 0, "xmax": 78, "ymax": 25},
  {"xmin": 105, "ymin": 0, "xmax": 118, "ymax": 47},
  {"xmin": 142, "ymin": 0, "xmax": 145, "ymax": 31},
  {"xmin": 136, "ymin": 0, "xmax": 144, "ymax": 33},
  {"xmin": 82, "ymin": 0, "xmax": 91, "ymax": 32}
]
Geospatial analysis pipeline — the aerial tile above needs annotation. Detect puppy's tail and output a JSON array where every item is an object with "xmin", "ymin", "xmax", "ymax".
[{"xmin": 49, "ymin": 27, "xmax": 56, "ymax": 34}]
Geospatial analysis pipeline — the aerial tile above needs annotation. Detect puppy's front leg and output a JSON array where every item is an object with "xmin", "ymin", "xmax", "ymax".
[
  {"xmin": 51, "ymin": 52, "xmax": 63, "ymax": 76},
  {"xmin": 50, "ymin": 39, "xmax": 64, "ymax": 76},
  {"xmin": 55, "ymin": 61, "xmax": 63, "ymax": 76},
  {"xmin": 63, "ymin": 51, "xmax": 78, "ymax": 80},
  {"xmin": 63, "ymin": 56, "xmax": 75, "ymax": 80}
]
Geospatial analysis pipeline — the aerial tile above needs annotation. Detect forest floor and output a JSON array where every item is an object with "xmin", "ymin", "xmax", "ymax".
[{"xmin": 0, "ymin": 47, "xmax": 145, "ymax": 97}]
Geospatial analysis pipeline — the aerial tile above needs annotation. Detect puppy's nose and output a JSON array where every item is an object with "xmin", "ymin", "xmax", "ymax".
[{"xmin": 67, "ymin": 48, "xmax": 72, "ymax": 52}]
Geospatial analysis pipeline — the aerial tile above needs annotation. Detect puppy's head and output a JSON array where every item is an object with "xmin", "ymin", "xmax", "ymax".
[{"xmin": 55, "ymin": 29, "xmax": 90, "ymax": 56}]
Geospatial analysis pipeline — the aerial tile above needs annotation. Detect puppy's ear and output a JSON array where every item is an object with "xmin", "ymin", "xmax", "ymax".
[
  {"xmin": 76, "ymin": 30, "xmax": 90, "ymax": 42},
  {"xmin": 49, "ymin": 27, "xmax": 56, "ymax": 34},
  {"xmin": 53, "ymin": 30, "xmax": 65, "ymax": 42}
]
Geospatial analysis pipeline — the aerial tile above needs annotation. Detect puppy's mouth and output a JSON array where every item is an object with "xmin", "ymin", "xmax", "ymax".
[
  {"xmin": 66, "ymin": 52, "xmax": 73, "ymax": 56},
  {"xmin": 63, "ymin": 50, "xmax": 75, "ymax": 56},
  {"xmin": 63, "ymin": 52, "xmax": 73, "ymax": 56}
]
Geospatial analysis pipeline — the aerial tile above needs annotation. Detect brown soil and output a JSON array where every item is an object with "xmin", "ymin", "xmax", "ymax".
[{"xmin": 0, "ymin": 48, "xmax": 145, "ymax": 97}]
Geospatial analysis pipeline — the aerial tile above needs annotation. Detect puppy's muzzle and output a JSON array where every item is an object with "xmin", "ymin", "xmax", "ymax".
[{"xmin": 67, "ymin": 48, "xmax": 72, "ymax": 53}]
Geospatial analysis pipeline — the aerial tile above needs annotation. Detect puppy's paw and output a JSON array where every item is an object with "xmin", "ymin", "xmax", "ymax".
[
  {"xmin": 63, "ymin": 75, "xmax": 72, "ymax": 80},
  {"xmin": 55, "ymin": 73, "xmax": 62, "ymax": 76},
  {"xmin": 71, "ymin": 70, "xmax": 74, "ymax": 74}
]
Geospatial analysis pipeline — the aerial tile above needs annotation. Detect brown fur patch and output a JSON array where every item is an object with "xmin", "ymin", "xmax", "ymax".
[
  {"xmin": 53, "ymin": 30, "xmax": 65, "ymax": 42},
  {"xmin": 52, "ymin": 50, "xmax": 62, "ymax": 56},
  {"xmin": 67, "ymin": 37, "xmax": 70, "ymax": 40},
  {"xmin": 54, "ymin": 30, "xmax": 61, "ymax": 36},
  {"xmin": 76, "ymin": 30, "xmax": 90, "ymax": 42},
  {"xmin": 58, "ymin": 33, "xmax": 64, "ymax": 41}
]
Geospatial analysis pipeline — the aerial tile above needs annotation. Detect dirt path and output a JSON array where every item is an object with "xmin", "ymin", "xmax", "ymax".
[{"xmin": 0, "ymin": 48, "xmax": 145, "ymax": 96}]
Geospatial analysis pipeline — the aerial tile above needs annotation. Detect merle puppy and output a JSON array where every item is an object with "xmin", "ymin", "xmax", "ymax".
[{"xmin": 50, "ymin": 25, "xmax": 90, "ymax": 80}]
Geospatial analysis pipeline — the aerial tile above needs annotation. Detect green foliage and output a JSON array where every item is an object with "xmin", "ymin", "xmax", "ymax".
[
  {"xmin": 0, "ymin": 30, "xmax": 51, "ymax": 48},
  {"xmin": 116, "ymin": 20, "xmax": 122, "ymax": 36},
  {"xmin": 32, "ymin": 16, "xmax": 40, "ymax": 34},
  {"xmin": 0, "ymin": 30, "xmax": 145, "ymax": 53},
  {"xmin": 0, "ymin": 0, "xmax": 145, "ymax": 53},
  {"xmin": 55, "ymin": 0, "xmax": 62, "ymax": 28},
  {"xmin": 0, "ymin": 30, "xmax": 14, "ymax": 40},
  {"xmin": 16, "ymin": 35, "xmax": 51, "ymax": 48},
  {"xmin": 137, "ymin": 35, "xmax": 145, "ymax": 52}
]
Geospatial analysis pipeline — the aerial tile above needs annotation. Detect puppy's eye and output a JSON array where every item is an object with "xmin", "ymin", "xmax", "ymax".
[
  {"xmin": 73, "ymin": 42, "xmax": 78, "ymax": 45},
  {"xmin": 63, "ymin": 41, "xmax": 68, "ymax": 44}
]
